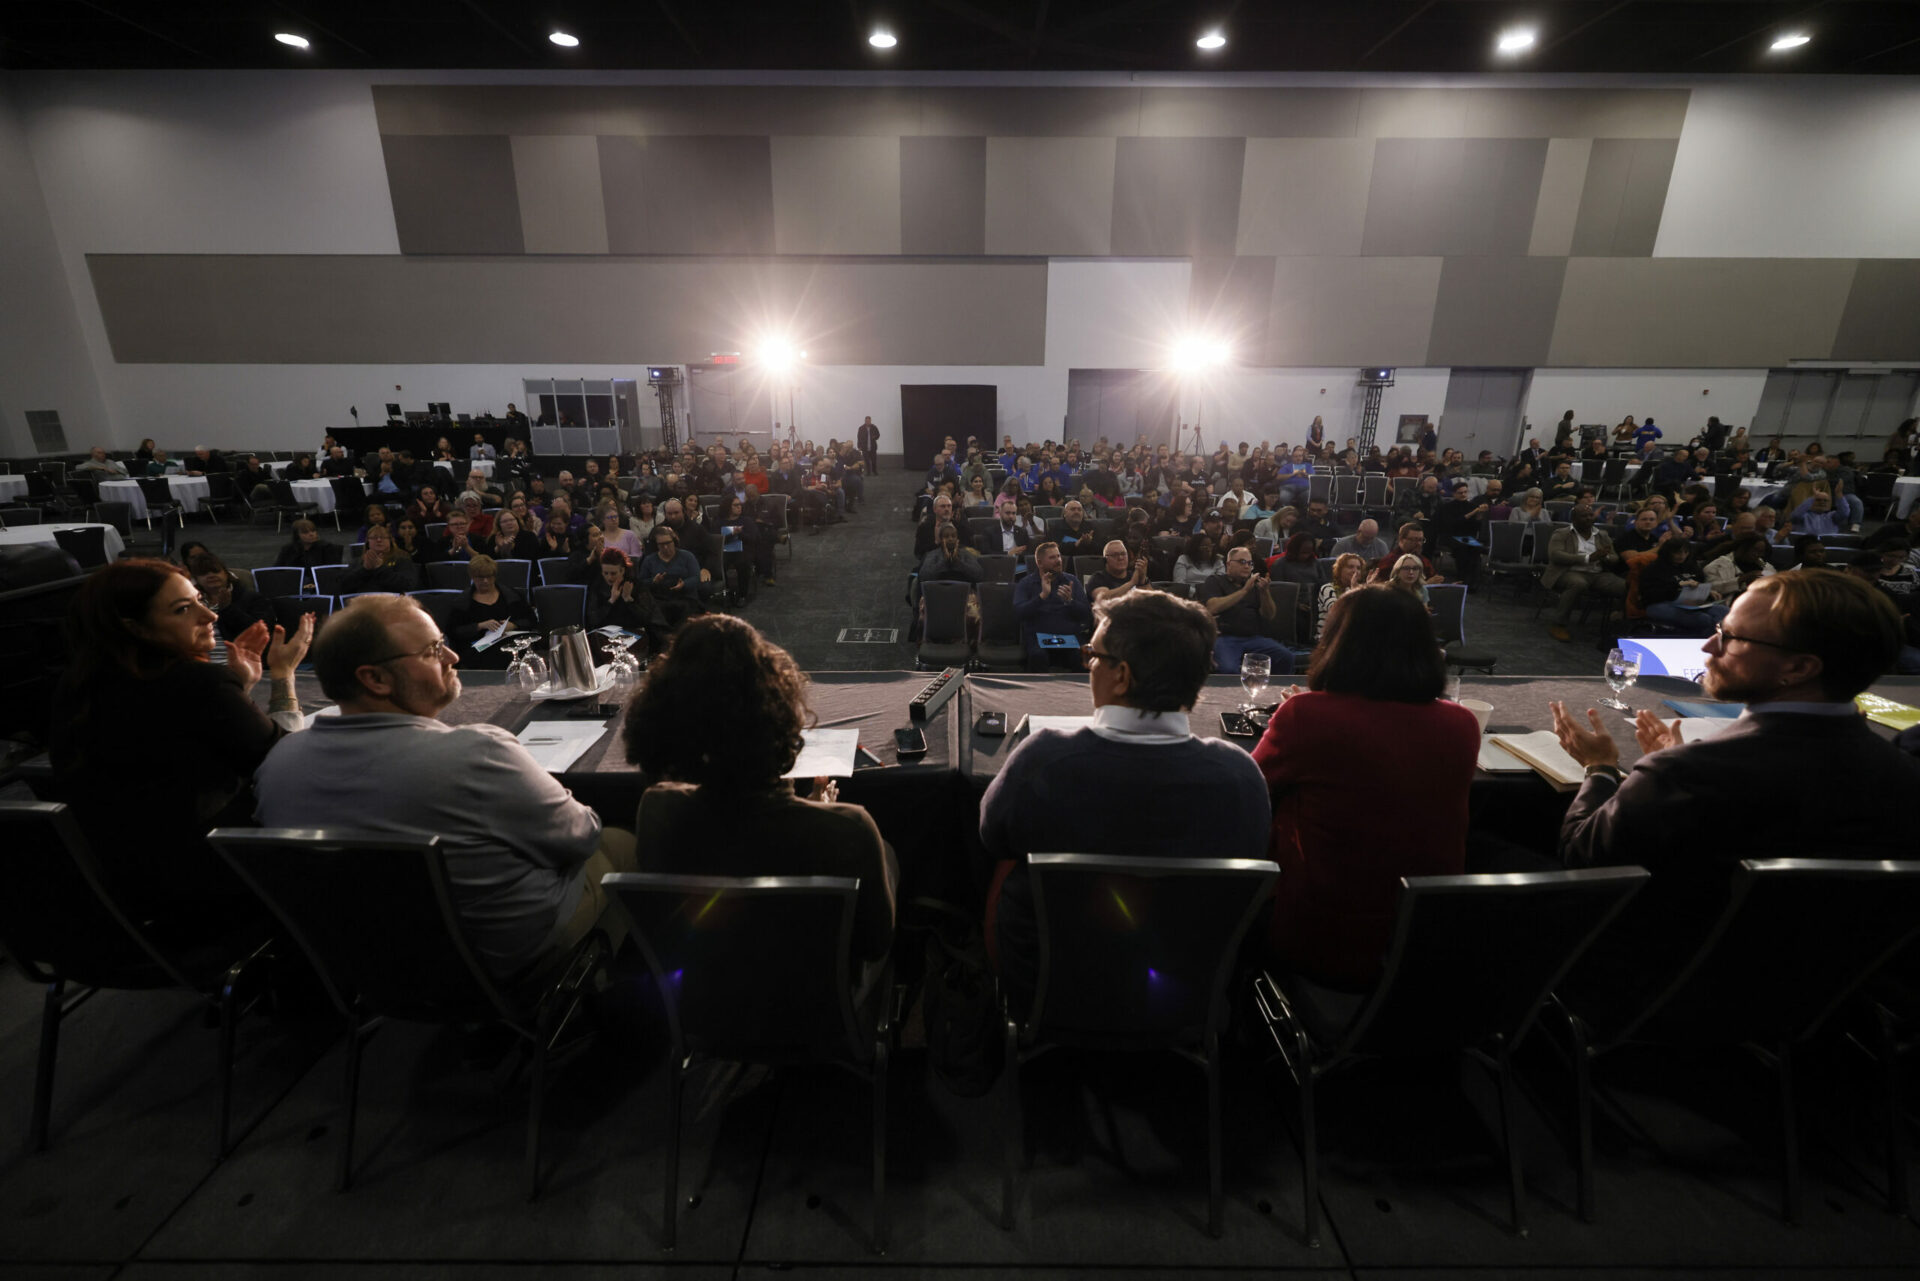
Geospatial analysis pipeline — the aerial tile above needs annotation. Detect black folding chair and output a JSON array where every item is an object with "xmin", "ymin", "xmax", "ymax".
[
  {"xmin": 1255, "ymin": 868, "xmax": 1648, "ymax": 1245},
  {"xmin": 974, "ymin": 581, "xmax": 1025, "ymax": 670},
  {"xmin": 536, "ymin": 557, "xmax": 570, "ymax": 587},
  {"xmin": 0, "ymin": 505, "xmax": 44, "ymax": 527},
  {"xmin": 1429, "ymin": 584, "xmax": 1497, "ymax": 673},
  {"xmin": 1555, "ymin": 858, "xmax": 1920, "ymax": 1224},
  {"xmin": 425, "ymin": 560, "xmax": 472, "ymax": 591},
  {"xmin": 408, "ymin": 588, "xmax": 464, "ymax": 632},
  {"xmin": 604, "ymin": 872, "xmax": 894, "ymax": 1252},
  {"xmin": 493, "ymin": 558, "xmax": 533, "ymax": 593},
  {"xmin": 1005, "ymin": 853, "xmax": 1279, "ymax": 1238},
  {"xmin": 51, "ymin": 525, "xmax": 109, "ymax": 569},
  {"xmin": 271, "ymin": 595, "xmax": 334, "ymax": 631},
  {"xmin": 207, "ymin": 827, "xmax": 612, "ymax": 1199},
  {"xmin": 250, "ymin": 566, "xmax": 308, "ymax": 598},
  {"xmin": 917, "ymin": 580, "xmax": 973, "ymax": 670},
  {"xmin": 134, "ymin": 477, "xmax": 184, "ymax": 530},
  {"xmin": 532, "ymin": 583, "xmax": 586, "ymax": 629},
  {"xmin": 0, "ymin": 801, "xmax": 275, "ymax": 1157}
]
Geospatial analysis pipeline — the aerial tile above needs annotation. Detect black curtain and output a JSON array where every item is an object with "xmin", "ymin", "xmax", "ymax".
[{"xmin": 899, "ymin": 385, "xmax": 996, "ymax": 470}]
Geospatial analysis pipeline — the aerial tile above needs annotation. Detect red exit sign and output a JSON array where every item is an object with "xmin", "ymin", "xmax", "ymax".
[{"xmin": 708, "ymin": 352, "xmax": 742, "ymax": 364}]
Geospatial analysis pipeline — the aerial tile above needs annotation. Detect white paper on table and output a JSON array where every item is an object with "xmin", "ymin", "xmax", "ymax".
[
  {"xmin": 516, "ymin": 720, "xmax": 612, "ymax": 772},
  {"xmin": 300, "ymin": 704, "xmax": 342, "ymax": 730},
  {"xmin": 783, "ymin": 727, "xmax": 860, "ymax": 779},
  {"xmin": 1019, "ymin": 714, "xmax": 1095, "ymax": 737},
  {"xmin": 1677, "ymin": 717, "xmax": 1734, "ymax": 743},
  {"xmin": 1476, "ymin": 737, "xmax": 1534, "ymax": 772},
  {"xmin": 471, "ymin": 622, "xmax": 511, "ymax": 652}
]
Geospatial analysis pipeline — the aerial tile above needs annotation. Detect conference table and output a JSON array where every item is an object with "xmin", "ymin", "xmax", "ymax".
[
  {"xmin": 98, "ymin": 475, "xmax": 210, "ymax": 519},
  {"xmin": 0, "ymin": 475, "xmax": 27, "ymax": 503},
  {"xmin": 0, "ymin": 521, "xmax": 127, "ymax": 561}
]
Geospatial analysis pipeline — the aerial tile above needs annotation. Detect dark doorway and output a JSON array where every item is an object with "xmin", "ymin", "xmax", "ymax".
[{"xmin": 900, "ymin": 384, "xmax": 997, "ymax": 469}]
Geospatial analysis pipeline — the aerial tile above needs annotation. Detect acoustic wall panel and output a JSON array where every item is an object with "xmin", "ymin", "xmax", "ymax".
[
  {"xmin": 87, "ymin": 256, "xmax": 1048, "ymax": 367},
  {"xmin": 598, "ymin": 135, "xmax": 775, "ymax": 255},
  {"xmin": 1569, "ymin": 139, "xmax": 1680, "ymax": 257},
  {"xmin": 1457, "ymin": 89, "xmax": 1690, "ymax": 139},
  {"xmin": 900, "ymin": 136, "xmax": 986, "ymax": 255},
  {"xmin": 1137, "ymin": 88, "xmax": 1362, "ymax": 138},
  {"xmin": 1549, "ymin": 258, "xmax": 1856, "ymax": 367},
  {"xmin": 1188, "ymin": 256, "xmax": 1276, "ymax": 357},
  {"xmin": 1360, "ymin": 139, "xmax": 1547, "ymax": 258},
  {"xmin": 511, "ymin": 136, "xmax": 609, "ymax": 254},
  {"xmin": 1529, "ymin": 138, "xmax": 1592, "ymax": 258},
  {"xmin": 984, "ymin": 137, "xmax": 1116, "ymax": 256},
  {"xmin": 1110, "ymin": 137, "xmax": 1246, "ymax": 258},
  {"xmin": 1829, "ymin": 260, "xmax": 1920, "ymax": 361},
  {"xmin": 1267, "ymin": 256, "xmax": 1443, "ymax": 367},
  {"xmin": 1236, "ymin": 138, "xmax": 1374, "ymax": 257},
  {"xmin": 770, "ymin": 136, "xmax": 901, "ymax": 254},
  {"xmin": 916, "ymin": 89, "xmax": 1142, "ymax": 138},
  {"xmin": 1356, "ymin": 90, "xmax": 1471, "ymax": 139},
  {"xmin": 381, "ymin": 135, "xmax": 524, "ymax": 255},
  {"xmin": 1426, "ymin": 257, "xmax": 1569, "ymax": 367}
]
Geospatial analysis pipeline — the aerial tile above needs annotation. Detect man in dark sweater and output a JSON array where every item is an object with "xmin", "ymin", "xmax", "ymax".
[
  {"xmin": 980, "ymin": 588, "xmax": 1272, "ymax": 1013},
  {"xmin": 1011, "ymin": 541, "xmax": 1091, "ymax": 671}
]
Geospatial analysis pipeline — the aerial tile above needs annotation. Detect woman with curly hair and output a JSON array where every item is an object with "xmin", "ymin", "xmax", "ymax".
[{"xmin": 622, "ymin": 616, "xmax": 897, "ymax": 967}]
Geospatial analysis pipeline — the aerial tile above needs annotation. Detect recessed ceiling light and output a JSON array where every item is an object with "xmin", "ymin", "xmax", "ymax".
[
  {"xmin": 274, "ymin": 33, "xmax": 310, "ymax": 49},
  {"xmin": 868, "ymin": 30, "xmax": 897, "ymax": 49},
  {"xmin": 548, "ymin": 31, "xmax": 580, "ymax": 48},
  {"xmin": 1770, "ymin": 33, "xmax": 1811, "ymax": 51},
  {"xmin": 1496, "ymin": 28, "xmax": 1537, "ymax": 54},
  {"xmin": 1195, "ymin": 32, "xmax": 1227, "ymax": 51}
]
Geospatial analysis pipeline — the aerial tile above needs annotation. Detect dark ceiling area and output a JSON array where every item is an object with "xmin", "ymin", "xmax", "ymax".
[{"xmin": 5, "ymin": 1, "xmax": 1919, "ymax": 74}]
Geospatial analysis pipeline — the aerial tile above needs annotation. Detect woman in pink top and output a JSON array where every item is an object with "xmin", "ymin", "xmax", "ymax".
[{"xmin": 1251, "ymin": 585, "xmax": 1479, "ymax": 989}]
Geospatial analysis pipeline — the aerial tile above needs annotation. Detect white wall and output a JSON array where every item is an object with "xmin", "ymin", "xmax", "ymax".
[
  {"xmin": 1656, "ymin": 79, "xmax": 1920, "ymax": 258},
  {"xmin": 1199, "ymin": 367, "xmax": 1452, "ymax": 452},
  {"xmin": 1519, "ymin": 368, "xmax": 1769, "ymax": 441}
]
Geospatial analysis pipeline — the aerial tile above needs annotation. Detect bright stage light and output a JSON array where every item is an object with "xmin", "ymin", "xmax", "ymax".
[
  {"xmin": 869, "ymin": 30, "xmax": 898, "ymax": 49},
  {"xmin": 1496, "ymin": 28, "xmax": 1537, "ymax": 54},
  {"xmin": 549, "ymin": 31, "xmax": 580, "ymax": 48},
  {"xmin": 1169, "ymin": 336, "xmax": 1231, "ymax": 371},
  {"xmin": 1195, "ymin": 32, "xmax": 1226, "ymax": 51},
  {"xmin": 274, "ymin": 33, "xmax": 310, "ymax": 49},
  {"xmin": 760, "ymin": 339, "xmax": 806, "ymax": 371},
  {"xmin": 1770, "ymin": 33, "xmax": 1811, "ymax": 51}
]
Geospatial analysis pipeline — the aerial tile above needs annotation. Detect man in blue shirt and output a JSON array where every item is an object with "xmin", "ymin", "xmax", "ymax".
[
  {"xmin": 1012, "ymin": 541, "xmax": 1091, "ymax": 671},
  {"xmin": 1788, "ymin": 489, "xmax": 1845, "ymax": 537},
  {"xmin": 640, "ymin": 526, "xmax": 704, "ymax": 628},
  {"xmin": 1633, "ymin": 417, "xmax": 1664, "ymax": 454}
]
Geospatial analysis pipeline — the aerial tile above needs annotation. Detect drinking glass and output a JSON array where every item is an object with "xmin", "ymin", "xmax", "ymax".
[
  {"xmin": 505, "ymin": 635, "xmax": 548, "ymax": 697},
  {"xmin": 1240, "ymin": 654, "xmax": 1271, "ymax": 711},
  {"xmin": 1601, "ymin": 647, "xmax": 1639, "ymax": 713}
]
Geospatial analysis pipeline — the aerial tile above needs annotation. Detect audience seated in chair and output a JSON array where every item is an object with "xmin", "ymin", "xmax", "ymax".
[
  {"xmin": 254, "ymin": 594, "xmax": 637, "ymax": 983},
  {"xmin": 447, "ymin": 552, "xmax": 535, "ymax": 668},
  {"xmin": 187, "ymin": 551, "xmax": 276, "ymax": 643},
  {"xmin": 1196, "ymin": 543, "xmax": 1295, "ymax": 675},
  {"xmin": 1011, "ymin": 541, "xmax": 1091, "ymax": 671},
  {"xmin": 273, "ymin": 518, "xmax": 342, "ymax": 572},
  {"xmin": 1543, "ymin": 505, "xmax": 1626, "ymax": 642}
]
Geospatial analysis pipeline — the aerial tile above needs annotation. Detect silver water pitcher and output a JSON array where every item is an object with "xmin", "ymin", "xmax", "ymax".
[{"xmin": 546, "ymin": 625, "xmax": 597, "ymax": 693}]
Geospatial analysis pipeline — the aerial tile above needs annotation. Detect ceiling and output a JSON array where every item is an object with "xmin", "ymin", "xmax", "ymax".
[{"xmin": 5, "ymin": 1, "xmax": 1919, "ymax": 75}]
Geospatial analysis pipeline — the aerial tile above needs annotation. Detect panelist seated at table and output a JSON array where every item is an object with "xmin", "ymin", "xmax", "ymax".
[
  {"xmin": 337, "ymin": 524, "xmax": 420, "ymax": 595},
  {"xmin": 1252, "ymin": 586, "xmax": 1479, "ymax": 990},
  {"xmin": 1195, "ymin": 544, "xmax": 1295, "ymax": 676},
  {"xmin": 255, "ymin": 595, "xmax": 640, "ymax": 984},
  {"xmin": 980, "ymin": 589, "xmax": 1270, "ymax": 1013},
  {"xmin": 50, "ymin": 560, "xmax": 310, "ymax": 936},
  {"xmin": 274, "ymin": 518, "xmax": 343, "ymax": 571},
  {"xmin": 624, "ymin": 615, "xmax": 898, "ymax": 976},
  {"xmin": 448, "ymin": 553, "xmax": 535, "ymax": 668},
  {"xmin": 1012, "ymin": 541, "xmax": 1092, "ymax": 671},
  {"xmin": 1550, "ymin": 572, "xmax": 1920, "ymax": 1016},
  {"xmin": 187, "ymin": 551, "xmax": 276, "ymax": 642}
]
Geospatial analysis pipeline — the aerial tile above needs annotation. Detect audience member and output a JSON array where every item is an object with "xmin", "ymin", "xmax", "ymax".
[
  {"xmin": 74, "ymin": 445, "xmax": 128, "ymax": 478},
  {"xmin": 1011, "ymin": 541, "xmax": 1091, "ymax": 671},
  {"xmin": 916, "ymin": 494, "xmax": 956, "ymax": 560},
  {"xmin": 1172, "ymin": 532, "xmax": 1224, "ymax": 585},
  {"xmin": 1315, "ymin": 552, "xmax": 1365, "ymax": 639},
  {"xmin": 1330, "ymin": 518, "xmax": 1390, "ymax": 564},
  {"xmin": 1196, "ymin": 543, "xmax": 1294, "ymax": 675},
  {"xmin": 1542, "ymin": 504, "xmax": 1625, "ymax": 641},
  {"xmin": 187, "ymin": 551, "xmax": 276, "ymax": 641},
  {"xmin": 979, "ymin": 588, "xmax": 1270, "ymax": 1012},
  {"xmin": 1639, "ymin": 537, "xmax": 1726, "ymax": 634},
  {"xmin": 338, "ymin": 523, "xmax": 420, "ymax": 595},
  {"xmin": 273, "ymin": 518, "xmax": 342, "ymax": 572},
  {"xmin": 919, "ymin": 522, "xmax": 983, "ymax": 585},
  {"xmin": 639, "ymin": 526, "xmax": 704, "ymax": 629},
  {"xmin": 1084, "ymin": 538, "xmax": 1148, "ymax": 603},
  {"xmin": 448, "ymin": 553, "xmax": 534, "ymax": 668}
]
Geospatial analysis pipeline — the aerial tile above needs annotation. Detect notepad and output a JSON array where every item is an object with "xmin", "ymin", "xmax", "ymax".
[
  {"xmin": 516, "ymin": 719, "xmax": 608, "ymax": 772},
  {"xmin": 1485, "ymin": 731, "xmax": 1586, "ymax": 791},
  {"xmin": 1856, "ymin": 693, "xmax": 1920, "ymax": 731},
  {"xmin": 1677, "ymin": 718, "xmax": 1734, "ymax": 743},
  {"xmin": 1476, "ymin": 738, "xmax": 1533, "ymax": 773},
  {"xmin": 783, "ymin": 728, "xmax": 860, "ymax": 779}
]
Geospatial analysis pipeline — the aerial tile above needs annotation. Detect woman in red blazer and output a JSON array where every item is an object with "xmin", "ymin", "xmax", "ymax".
[{"xmin": 1251, "ymin": 585, "xmax": 1480, "ymax": 989}]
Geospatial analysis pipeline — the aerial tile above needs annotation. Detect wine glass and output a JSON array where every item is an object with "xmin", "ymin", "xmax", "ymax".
[
  {"xmin": 1601, "ymin": 647, "xmax": 1639, "ymax": 713},
  {"xmin": 604, "ymin": 631, "xmax": 643, "ymax": 691},
  {"xmin": 505, "ymin": 634, "xmax": 547, "ymax": 697},
  {"xmin": 1240, "ymin": 654, "xmax": 1271, "ymax": 711}
]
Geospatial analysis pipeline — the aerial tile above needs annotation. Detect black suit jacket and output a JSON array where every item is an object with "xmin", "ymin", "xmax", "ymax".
[{"xmin": 1560, "ymin": 710, "xmax": 1920, "ymax": 1022}]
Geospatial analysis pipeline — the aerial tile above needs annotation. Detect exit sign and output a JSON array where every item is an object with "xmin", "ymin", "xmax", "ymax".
[{"xmin": 708, "ymin": 353, "xmax": 742, "ymax": 365}]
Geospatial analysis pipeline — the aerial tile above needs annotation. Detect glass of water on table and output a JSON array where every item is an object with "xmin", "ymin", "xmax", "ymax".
[
  {"xmin": 1240, "ymin": 653, "xmax": 1271, "ymax": 711},
  {"xmin": 1601, "ymin": 647, "xmax": 1639, "ymax": 713}
]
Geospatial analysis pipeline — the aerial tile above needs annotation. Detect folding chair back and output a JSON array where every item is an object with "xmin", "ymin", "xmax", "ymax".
[
  {"xmin": 271, "ymin": 595, "xmax": 334, "ymax": 630},
  {"xmin": 1362, "ymin": 475, "xmax": 1388, "ymax": 506},
  {"xmin": 408, "ymin": 589, "xmax": 464, "ymax": 631},
  {"xmin": 493, "ymin": 558, "xmax": 533, "ymax": 592},
  {"xmin": 1072, "ymin": 555, "xmax": 1102, "ymax": 580},
  {"xmin": 425, "ymin": 560, "xmax": 472, "ymax": 591},
  {"xmin": 1026, "ymin": 853, "xmax": 1277, "ymax": 1044},
  {"xmin": 536, "ymin": 557, "xmax": 570, "ymax": 587},
  {"xmin": 1333, "ymin": 474, "xmax": 1360, "ymax": 506},
  {"xmin": 975, "ymin": 581, "xmax": 1023, "ymax": 662},
  {"xmin": 532, "ymin": 584, "xmax": 587, "ymax": 629},
  {"xmin": 977, "ymin": 553, "xmax": 1015, "ymax": 583},
  {"xmin": 1307, "ymin": 474, "xmax": 1333, "ymax": 504},
  {"xmin": 919, "ymin": 580, "xmax": 972, "ymax": 645},
  {"xmin": 251, "ymin": 566, "xmax": 307, "ymax": 598},
  {"xmin": 1428, "ymin": 583, "xmax": 1467, "ymax": 646},
  {"xmin": 968, "ymin": 517, "xmax": 999, "ymax": 548},
  {"xmin": 51, "ymin": 526, "xmax": 109, "ymax": 569}
]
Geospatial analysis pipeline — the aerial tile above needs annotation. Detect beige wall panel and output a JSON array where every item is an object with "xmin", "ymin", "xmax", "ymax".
[
  {"xmin": 375, "ymin": 86, "xmax": 615, "ymax": 136},
  {"xmin": 1356, "ymin": 89, "xmax": 1471, "ymax": 139},
  {"xmin": 984, "ymin": 137, "xmax": 1115, "ymax": 256},
  {"xmin": 511, "ymin": 136, "xmax": 609, "ymax": 254},
  {"xmin": 1189, "ymin": 256, "xmax": 1276, "ymax": 356},
  {"xmin": 1426, "ymin": 256, "xmax": 1568, "ymax": 367},
  {"xmin": 917, "ymin": 89, "xmax": 1142, "ymax": 138},
  {"xmin": 1459, "ymin": 89, "xmax": 1691, "ymax": 139},
  {"xmin": 1829, "ymin": 260, "xmax": 1920, "ymax": 361},
  {"xmin": 1266, "ymin": 256, "xmax": 1442, "ymax": 367},
  {"xmin": 1570, "ymin": 138, "xmax": 1680, "ymax": 257},
  {"xmin": 1548, "ymin": 258, "xmax": 1856, "ymax": 367},
  {"xmin": 1528, "ymin": 138, "xmax": 1592, "ymax": 257},
  {"xmin": 770, "ymin": 136, "xmax": 902, "ymax": 254},
  {"xmin": 1111, "ymin": 137, "xmax": 1245, "ymax": 258},
  {"xmin": 1138, "ymin": 88, "xmax": 1361, "ymax": 138},
  {"xmin": 88, "ymin": 255, "xmax": 1048, "ymax": 366},
  {"xmin": 1236, "ymin": 137, "xmax": 1374, "ymax": 257}
]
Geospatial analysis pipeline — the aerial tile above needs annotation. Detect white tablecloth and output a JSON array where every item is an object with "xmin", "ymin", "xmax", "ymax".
[
  {"xmin": 0, "ymin": 475, "xmax": 28, "ymax": 502},
  {"xmin": 0, "ymin": 522, "xmax": 126, "ymax": 561},
  {"xmin": 98, "ymin": 476, "xmax": 211, "ymax": 519},
  {"xmin": 1895, "ymin": 477, "xmax": 1920, "ymax": 519},
  {"xmin": 291, "ymin": 479, "xmax": 339, "ymax": 514}
]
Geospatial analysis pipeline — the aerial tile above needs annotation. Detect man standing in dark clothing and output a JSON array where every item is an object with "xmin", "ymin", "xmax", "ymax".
[{"xmin": 857, "ymin": 416, "xmax": 880, "ymax": 475}]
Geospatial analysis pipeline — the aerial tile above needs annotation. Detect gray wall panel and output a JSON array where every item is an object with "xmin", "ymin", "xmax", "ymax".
[
  {"xmin": 1361, "ymin": 139, "xmax": 1547, "ymax": 258},
  {"xmin": 1138, "ymin": 88, "xmax": 1361, "ymax": 138},
  {"xmin": 1528, "ymin": 138, "xmax": 1592, "ymax": 257},
  {"xmin": 984, "ymin": 137, "xmax": 1115, "ymax": 256},
  {"xmin": 1830, "ymin": 260, "xmax": 1920, "ymax": 361},
  {"xmin": 598, "ymin": 135, "xmax": 775, "ymax": 255},
  {"xmin": 1459, "ymin": 89, "xmax": 1691, "ymax": 138},
  {"xmin": 1570, "ymin": 138, "xmax": 1679, "ymax": 257},
  {"xmin": 1548, "ymin": 258, "xmax": 1856, "ymax": 366},
  {"xmin": 900, "ymin": 136, "xmax": 986, "ymax": 255},
  {"xmin": 1426, "ymin": 257, "xmax": 1568, "ymax": 367},
  {"xmin": 1236, "ymin": 138, "xmax": 1374, "ymax": 257},
  {"xmin": 511, "ymin": 135, "xmax": 609, "ymax": 254},
  {"xmin": 382, "ymin": 134, "xmax": 523, "ymax": 254},
  {"xmin": 770, "ymin": 135, "xmax": 901, "ymax": 254},
  {"xmin": 1267, "ymin": 256, "xmax": 1442, "ymax": 367},
  {"xmin": 88, "ymin": 255, "xmax": 1048, "ymax": 366},
  {"xmin": 1188, "ymin": 256, "xmax": 1276, "ymax": 358},
  {"xmin": 917, "ymin": 89, "xmax": 1141, "ymax": 137},
  {"xmin": 1110, "ymin": 137, "xmax": 1246, "ymax": 258}
]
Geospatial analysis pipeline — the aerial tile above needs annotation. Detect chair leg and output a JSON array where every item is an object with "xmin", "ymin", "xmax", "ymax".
[
  {"xmin": 999, "ymin": 1017, "xmax": 1020, "ymax": 1231},
  {"xmin": 871, "ymin": 1039, "xmax": 889, "ymax": 1255},
  {"xmin": 1880, "ymin": 1007, "xmax": 1910, "ymax": 1217},
  {"xmin": 1205, "ymin": 1032, "xmax": 1224, "ymax": 1239},
  {"xmin": 1777, "ymin": 1041, "xmax": 1801, "ymax": 1224},
  {"xmin": 1496, "ymin": 1047, "xmax": 1528, "ymax": 1237},
  {"xmin": 217, "ymin": 987, "xmax": 240, "ymax": 1159},
  {"xmin": 29, "ymin": 980, "xmax": 64, "ymax": 1152},
  {"xmin": 1564, "ymin": 1012, "xmax": 1595, "ymax": 1223},
  {"xmin": 525, "ymin": 1033, "xmax": 548, "ymax": 1202},
  {"xmin": 336, "ymin": 1018, "xmax": 369, "ymax": 1192},
  {"xmin": 1298, "ymin": 1048, "xmax": 1320, "ymax": 1250},
  {"xmin": 662, "ymin": 1051, "xmax": 685, "ymax": 1250}
]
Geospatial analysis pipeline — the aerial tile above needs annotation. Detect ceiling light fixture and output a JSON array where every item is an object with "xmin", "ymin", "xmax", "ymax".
[
  {"xmin": 1195, "ymin": 31, "xmax": 1227, "ymax": 51},
  {"xmin": 1770, "ymin": 33, "xmax": 1811, "ymax": 51},
  {"xmin": 273, "ymin": 33, "xmax": 310, "ymax": 49},
  {"xmin": 1496, "ymin": 28, "xmax": 1537, "ymax": 54},
  {"xmin": 869, "ymin": 30, "xmax": 898, "ymax": 49},
  {"xmin": 548, "ymin": 31, "xmax": 580, "ymax": 48}
]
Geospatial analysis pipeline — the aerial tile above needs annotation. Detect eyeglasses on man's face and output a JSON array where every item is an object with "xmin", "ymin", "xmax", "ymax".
[
  {"xmin": 372, "ymin": 635, "xmax": 454, "ymax": 666},
  {"xmin": 1710, "ymin": 623, "xmax": 1797, "ymax": 653}
]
